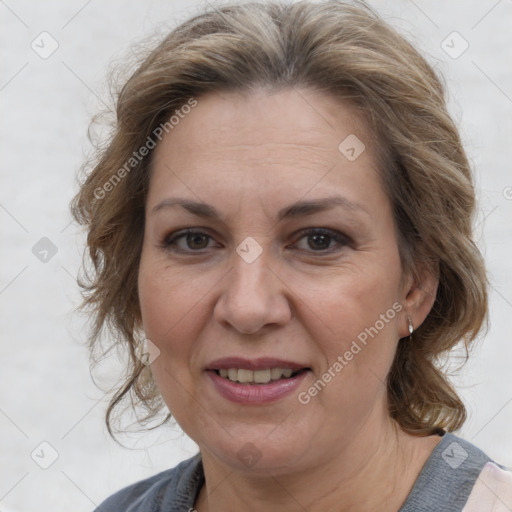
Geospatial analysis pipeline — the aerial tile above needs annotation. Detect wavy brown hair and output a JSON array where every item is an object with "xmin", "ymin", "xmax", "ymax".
[{"xmin": 71, "ymin": 0, "xmax": 488, "ymax": 439}]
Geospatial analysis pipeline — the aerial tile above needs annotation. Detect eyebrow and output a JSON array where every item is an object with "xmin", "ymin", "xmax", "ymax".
[{"xmin": 151, "ymin": 196, "xmax": 370, "ymax": 221}]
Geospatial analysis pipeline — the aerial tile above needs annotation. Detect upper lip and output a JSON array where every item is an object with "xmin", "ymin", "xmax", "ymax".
[{"xmin": 206, "ymin": 357, "xmax": 309, "ymax": 371}]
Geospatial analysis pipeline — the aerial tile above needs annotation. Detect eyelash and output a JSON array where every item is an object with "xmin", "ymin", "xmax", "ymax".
[{"xmin": 160, "ymin": 228, "xmax": 351, "ymax": 255}]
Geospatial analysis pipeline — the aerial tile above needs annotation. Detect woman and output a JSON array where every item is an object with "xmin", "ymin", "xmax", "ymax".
[{"xmin": 72, "ymin": 1, "xmax": 512, "ymax": 510}]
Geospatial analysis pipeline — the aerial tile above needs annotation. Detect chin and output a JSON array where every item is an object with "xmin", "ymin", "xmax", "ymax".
[{"xmin": 194, "ymin": 421, "xmax": 322, "ymax": 475}]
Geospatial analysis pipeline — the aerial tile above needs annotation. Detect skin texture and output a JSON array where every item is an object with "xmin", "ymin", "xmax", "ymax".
[{"xmin": 138, "ymin": 88, "xmax": 441, "ymax": 511}]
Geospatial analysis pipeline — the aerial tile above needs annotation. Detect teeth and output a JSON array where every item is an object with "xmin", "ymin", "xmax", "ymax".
[
  {"xmin": 271, "ymin": 368, "xmax": 283, "ymax": 380},
  {"xmin": 254, "ymin": 369, "xmax": 271, "ymax": 384},
  {"xmin": 281, "ymin": 369, "xmax": 293, "ymax": 378},
  {"xmin": 217, "ymin": 368, "xmax": 300, "ymax": 384},
  {"xmin": 237, "ymin": 369, "xmax": 253, "ymax": 383}
]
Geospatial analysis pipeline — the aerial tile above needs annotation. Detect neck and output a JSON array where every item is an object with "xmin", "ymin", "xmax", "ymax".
[{"xmin": 194, "ymin": 411, "xmax": 441, "ymax": 512}]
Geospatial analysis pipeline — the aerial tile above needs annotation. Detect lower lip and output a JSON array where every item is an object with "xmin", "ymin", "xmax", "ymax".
[{"xmin": 207, "ymin": 370, "xmax": 309, "ymax": 404}]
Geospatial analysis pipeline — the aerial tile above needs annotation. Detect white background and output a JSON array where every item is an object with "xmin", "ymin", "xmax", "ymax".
[{"xmin": 1, "ymin": 1, "xmax": 511, "ymax": 510}]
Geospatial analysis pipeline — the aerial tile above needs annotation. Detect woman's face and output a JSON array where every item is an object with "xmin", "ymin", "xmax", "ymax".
[{"xmin": 138, "ymin": 88, "xmax": 421, "ymax": 473}]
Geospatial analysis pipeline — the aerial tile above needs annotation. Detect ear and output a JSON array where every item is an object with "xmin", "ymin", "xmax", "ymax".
[{"xmin": 399, "ymin": 259, "xmax": 439, "ymax": 338}]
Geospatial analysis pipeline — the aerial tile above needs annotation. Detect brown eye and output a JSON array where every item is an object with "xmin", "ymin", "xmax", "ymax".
[
  {"xmin": 307, "ymin": 233, "xmax": 332, "ymax": 250},
  {"xmin": 162, "ymin": 229, "xmax": 216, "ymax": 253},
  {"xmin": 185, "ymin": 232, "xmax": 210, "ymax": 250},
  {"xmin": 294, "ymin": 228, "xmax": 350, "ymax": 253}
]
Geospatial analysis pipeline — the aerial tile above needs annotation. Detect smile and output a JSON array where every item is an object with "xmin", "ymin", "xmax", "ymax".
[
  {"xmin": 215, "ymin": 368, "xmax": 305, "ymax": 384},
  {"xmin": 205, "ymin": 358, "xmax": 311, "ymax": 404}
]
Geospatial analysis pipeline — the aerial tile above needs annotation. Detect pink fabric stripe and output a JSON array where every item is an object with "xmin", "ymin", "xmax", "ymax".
[{"xmin": 462, "ymin": 462, "xmax": 512, "ymax": 511}]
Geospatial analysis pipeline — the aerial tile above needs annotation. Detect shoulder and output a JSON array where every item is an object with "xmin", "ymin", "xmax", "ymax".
[
  {"xmin": 463, "ymin": 460, "xmax": 512, "ymax": 511},
  {"xmin": 401, "ymin": 432, "xmax": 512, "ymax": 512},
  {"xmin": 94, "ymin": 453, "xmax": 203, "ymax": 512}
]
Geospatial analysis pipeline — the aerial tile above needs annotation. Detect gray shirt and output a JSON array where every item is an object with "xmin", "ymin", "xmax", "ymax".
[{"xmin": 94, "ymin": 432, "xmax": 511, "ymax": 511}]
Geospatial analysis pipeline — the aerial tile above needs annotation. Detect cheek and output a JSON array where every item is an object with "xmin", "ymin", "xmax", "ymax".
[
  {"xmin": 137, "ymin": 256, "xmax": 220, "ymax": 389},
  {"xmin": 138, "ymin": 255, "xmax": 207, "ymax": 340},
  {"xmin": 297, "ymin": 277, "xmax": 402, "ymax": 431},
  {"xmin": 138, "ymin": 261, "xmax": 208, "ymax": 425},
  {"xmin": 138, "ymin": 261, "xmax": 195, "ymax": 385},
  {"xmin": 290, "ymin": 254, "xmax": 403, "ymax": 396},
  {"xmin": 295, "ymin": 261, "xmax": 401, "ymax": 340}
]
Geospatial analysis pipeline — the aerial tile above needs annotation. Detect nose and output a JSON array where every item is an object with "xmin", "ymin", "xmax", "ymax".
[{"xmin": 213, "ymin": 251, "xmax": 292, "ymax": 335}]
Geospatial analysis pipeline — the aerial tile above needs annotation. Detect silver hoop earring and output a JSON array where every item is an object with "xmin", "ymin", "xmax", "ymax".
[{"xmin": 407, "ymin": 316, "xmax": 414, "ymax": 341}]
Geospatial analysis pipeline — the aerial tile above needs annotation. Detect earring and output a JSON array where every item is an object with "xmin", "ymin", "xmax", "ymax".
[{"xmin": 407, "ymin": 316, "xmax": 414, "ymax": 341}]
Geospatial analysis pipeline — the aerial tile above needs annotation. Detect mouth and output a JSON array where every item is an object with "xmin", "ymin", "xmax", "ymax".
[
  {"xmin": 205, "ymin": 357, "xmax": 311, "ymax": 404},
  {"xmin": 213, "ymin": 367, "xmax": 308, "ymax": 384}
]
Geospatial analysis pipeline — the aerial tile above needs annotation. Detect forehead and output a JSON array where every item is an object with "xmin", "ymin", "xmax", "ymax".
[
  {"xmin": 155, "ymin": 87, "xmax": 374, "ymax": 156},
  {"xmin": 148, "ymin": 87, "xmax": 386, "ymax": 215}
]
